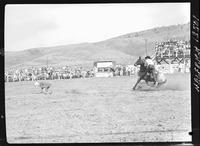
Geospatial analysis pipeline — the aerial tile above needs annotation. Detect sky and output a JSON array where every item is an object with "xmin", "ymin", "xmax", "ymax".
[{"xmin": 5, "ymin": 3, "xmax": 190, "ymax": 52}]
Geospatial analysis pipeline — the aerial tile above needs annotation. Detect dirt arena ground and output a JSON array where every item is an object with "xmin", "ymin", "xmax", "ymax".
[{"xmin": 5, "ymin": 73, "xmax": 191, "ymax": 143}]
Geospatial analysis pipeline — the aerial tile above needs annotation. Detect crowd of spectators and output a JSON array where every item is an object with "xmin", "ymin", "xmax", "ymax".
[
  {"xmin": 5, "ymin": 65, "xmax": 94, "ymax": 82},
  {"xmin": 4, "ymin": 64, "xmax": 139, "ymax": 82},
  {"xmin": 155, "ymin": 39, "xmax": 190, "ymax": 58}
]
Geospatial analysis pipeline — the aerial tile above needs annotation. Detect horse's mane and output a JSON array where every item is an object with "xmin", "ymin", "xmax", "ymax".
[
  {"xmin": 138, "ymin": 59, "xmax": 147, "ymax": 75},
  {"xmin": 140, "ymin": 59, "xmax": 147, "ymax": 68}
]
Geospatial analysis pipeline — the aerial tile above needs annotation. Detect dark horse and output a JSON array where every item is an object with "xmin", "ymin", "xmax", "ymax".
[
  {"xmin": 133, "ymin": 57, "xmax": 167, "ymax": 90},
  {"xmin": 133, "ymin": 56, "xmax": 156, "ymax": 90}
]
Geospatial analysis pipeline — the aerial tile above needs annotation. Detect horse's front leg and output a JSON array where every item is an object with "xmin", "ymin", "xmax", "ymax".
[
  {"xmin": 145, "ymin": 80, "xmax": 150, "ymax": 86},
  {"xmin": 133, "ymin": 77, "xmax": 141, "ymax": 90}
]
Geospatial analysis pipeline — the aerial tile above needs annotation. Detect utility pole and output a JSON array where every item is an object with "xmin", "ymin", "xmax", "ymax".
[
  {"xmin": 46, "ymin": 56, "xmax": 48, "ymax": 68},
  {"xmin": 145, "ymin": 39, "xmax": 148, "ymax": 56}
]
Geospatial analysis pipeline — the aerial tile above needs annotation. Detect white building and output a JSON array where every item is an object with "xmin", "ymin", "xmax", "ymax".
[{"xmin": 93, "ymin": 61, "xmax": 115, "ymax": 77}]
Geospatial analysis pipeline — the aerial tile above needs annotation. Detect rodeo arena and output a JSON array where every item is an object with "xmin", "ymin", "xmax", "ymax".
[
  {"xmin": 5, "ymin": 39, "xmax": 191, "ymax": 143},
  {"xmin": 5, "ymin": 39, "xmax": 190, "ymax": 82}
]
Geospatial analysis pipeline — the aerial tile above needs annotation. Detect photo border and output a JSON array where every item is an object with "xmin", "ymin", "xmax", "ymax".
[{"xmin": 0, "ymin": 0, "xmax": 199, "ymax": 145}]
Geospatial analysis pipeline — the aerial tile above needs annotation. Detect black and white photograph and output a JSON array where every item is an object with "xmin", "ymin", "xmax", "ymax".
[{"xmin": 4, "ymin": 3, "xmax": 191, "ymax": 143}]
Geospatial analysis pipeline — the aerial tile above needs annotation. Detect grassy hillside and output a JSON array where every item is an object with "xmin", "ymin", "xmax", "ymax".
[
  {"xmin": 5, "ymin": 23, "xmax": 190, "ymax": 70},
  {"xmin": 96, "ymin": 23, "xmax": 190, "ymax": 57}
]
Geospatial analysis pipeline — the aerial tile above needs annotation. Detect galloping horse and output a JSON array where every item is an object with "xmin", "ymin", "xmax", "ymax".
[{"xmin": 133, "ymin": 56, "xmax": 167, "ymax": 90}]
